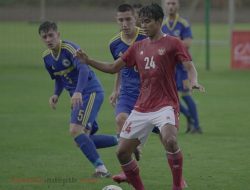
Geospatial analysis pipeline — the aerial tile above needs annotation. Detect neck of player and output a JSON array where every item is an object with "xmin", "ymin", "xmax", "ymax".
[
  {"xmin": 123, "ymin": 27, "xmax": 137, "ymax": 43},
  {"xmin": 168, "ymin": 13, "xmax": 177, "ymax": 21}
]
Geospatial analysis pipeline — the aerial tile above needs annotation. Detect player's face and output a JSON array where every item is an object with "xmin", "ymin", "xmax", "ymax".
[
  {"xmin": 116, "ymin": 11, "xmax": 136, "ymax": 35},
  {"xmin": 40, "ymin": 29, "xmax": 60, "ymax": 50},
  {"xmin": 165, "ymin": 0, "xmax": 179, "ymax": 16},
  {"xmin": 140, "ymin": 17, "xmax": 161, "ymax": 38}
]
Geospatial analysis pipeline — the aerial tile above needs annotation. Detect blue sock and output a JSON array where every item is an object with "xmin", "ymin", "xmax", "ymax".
[
  {"xmin": 182, "ymin": 95, "xmax": 199, "ymax": 129},
  {"xmin": 179, "ymin": 102, "xmax": 190, "ymax": 118},
  {"xmin": 90, "ymin": 135, "xmax": 118, "ymax": 149},
  {"xmin": 74, "ymin": 134, "xmax": 104, "ymax": 167}
]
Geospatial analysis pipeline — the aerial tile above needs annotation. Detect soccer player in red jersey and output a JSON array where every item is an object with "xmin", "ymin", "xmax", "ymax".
[{"xmin": 76, "ymin": 3, "xmax": 204, "ymax": 190}]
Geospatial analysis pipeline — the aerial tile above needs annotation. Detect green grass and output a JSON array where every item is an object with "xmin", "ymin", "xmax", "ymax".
[{"xmin": 0, "ymin": 22, "xmax": 250, "ymax": 190}]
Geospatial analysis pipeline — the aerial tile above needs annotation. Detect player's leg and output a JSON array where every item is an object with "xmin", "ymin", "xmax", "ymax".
[
  {"xmin": 84, "ymin": 92, "xmax": 118, "ymax": 149},
  {"xmin": 114, "ymin": 110, "xmax": 152, "ymax": 190},
  {"xmin": 156, "ymin": 107, "xmax": 184, "ymax": 190},
  {"xmin": 161, "ymin": 125, "xmax": 184, "ymax": 190},
  {"xmin": 116, "ymin": 138, "xmax": 144, "ymax": 189},
  {"xmin": 115, "ymin": 112, "xmax": 129, "ymax": 137},
  {"xmin": 115, "ymin": 95, "xmax": 135, "ymax": 137},
  {"xmin": 181, "ymin": 78, "xmax": 201, "ymax": 132},
  {"xmin": 179, "ymin": 101, "xmax": 193, "ymax": 133},
  {"xmin": 90, "ymin": 123, "xmax": 118, "ymax": 149},
  {"xmin": 176, "ymin": 66, "xmax": 193, "ymax": 132},
  {"xmin": 70, "ymin": 92, "xmax": 110, "ymax": 177},
  {"xmin": 179, "ymin": 64, "xmax": 201, "ymax": 133},
  {"xmin": 70, "ymin": 123, "xmax": 111, "ymax": 177},
  {"xmin": 115, "ymin": 95, "xmax": 141, "ymax": 161}
]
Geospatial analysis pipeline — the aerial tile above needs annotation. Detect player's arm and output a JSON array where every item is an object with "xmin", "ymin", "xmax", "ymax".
[
  {"xmin": 75, "ymin": 49, "xmax": 125, "ymax": 74},
  {"xmin": 70, "ymin": 58, "xmax": 90, "ymax": 109},
  {"xmin": 182, "ymin": 61, "xmax": 205, "ymax": 92},
  {"xmin": 182, "ymin": 22, "xmax": 193, "ymax": 49},
  {"xmin": 49, "ymin": 78, "xmax": 64, "ymax": 110},
  {"xmin": 44, "ymin": 62, "xmax": 64, "ymax": 110}
]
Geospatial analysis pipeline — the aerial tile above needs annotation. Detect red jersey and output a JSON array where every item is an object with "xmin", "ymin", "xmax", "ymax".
[{"xmin": 121, "ymin": 34, "xmax": 191, "ymax": 112}]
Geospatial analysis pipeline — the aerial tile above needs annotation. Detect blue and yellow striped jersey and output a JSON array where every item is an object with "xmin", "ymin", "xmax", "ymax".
[
  {"xmin": 161, "ymin": 14, "xmax": 192, "ymax": 40},
  {"xmin": 42, "ymin": 40, "xmax": 103, "ymax": 96},
  {"xmin": 109, "ymin": 27, "xmax": 147, "ymax": 98}
]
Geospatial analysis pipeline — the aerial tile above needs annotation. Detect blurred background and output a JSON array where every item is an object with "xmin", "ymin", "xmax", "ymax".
[
  {"xmin": 0, "ymin": 0, "xmax": 250, "ymax": 22},
  {"xmin": 0, "ymin": 0, "xmax": 250, "ymax": 70},
  {"xmin": 0, "ymin": 1, "xmax": 250, "ymax": 190}
]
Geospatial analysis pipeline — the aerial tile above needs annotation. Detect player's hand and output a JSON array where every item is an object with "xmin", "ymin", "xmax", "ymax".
[
  {"xmin": 71, "ymin": 92, "xmax": 83, "ymax": 109},
  {"xmin": 49, "ymin": 95, "xmax": 59, "ymax": 110},
  {"xmin": 75, "ymin": 49, "xmax": 89, "ymax": 64},
  {"xmin": 190, "ymin": 82, "xmax": 205, "ymax": 92},
  {"xmin": 109, "ymin": 91, "xmax": 119, "ymax": 107}
]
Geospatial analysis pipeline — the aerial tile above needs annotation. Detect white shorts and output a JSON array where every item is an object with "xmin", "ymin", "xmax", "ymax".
[{"xmin": 120, "ymin": 106, "xmax": 178, "ymax": 145}]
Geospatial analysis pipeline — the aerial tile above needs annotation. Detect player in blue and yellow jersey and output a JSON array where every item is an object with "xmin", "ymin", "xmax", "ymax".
[
  {"xmin": 109, "ymin": 4, "xmax": 146, "ymax": 137},
  {"xmin": 109, "ymin": 4, "xmax": 147, "ymax": 183},
  {"xmin": 39, "ymin": 21, "xmax": 118, "ymax": 177},
  {"xmin": 162, "ymin": 0, "xmax": 202, "ymax": 134}
]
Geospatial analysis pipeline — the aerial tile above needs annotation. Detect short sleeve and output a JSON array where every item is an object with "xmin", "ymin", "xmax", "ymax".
[
  {"xmin": 109, "ymin": 43, "xmax": 117, "ymax": 60},
  {"xmin": 181, "ymin": 26, "xmax": 192, "ymax": 39},
  {"xmin": 121, "ymin": 44, "xmax": 136, "ymax": 68}
]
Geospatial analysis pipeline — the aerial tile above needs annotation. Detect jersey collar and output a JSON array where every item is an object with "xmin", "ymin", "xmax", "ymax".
[
  {"xmin": 121, "ymin": 27, "xmax": 140, "ymax": 46},
  {"xmin": 51, "ymin": 40, "xmax": 62, "ymax": 61},
  {"xmin": 165, "ymin": 14, "xmax": 179, "ymax": 31}
]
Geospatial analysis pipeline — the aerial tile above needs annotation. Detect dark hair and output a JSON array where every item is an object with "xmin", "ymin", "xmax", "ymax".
[
  {"xmin": 38, "ymin": 21, "xmax": 57, "ymax": 34},
  {"xmin": 132, "ymin": 3, "xmax": 143, "ymax": 14},
  {"xmin": 139, "ymin": 3, "xmax": 164, "ymax": 21},
  {"xmin": 133, "ymin": 3, "xmax": 143, "ymax": 10},
  {"xmin": 117, "ymin": 4, "xmax": 135, "ymax": 15}
]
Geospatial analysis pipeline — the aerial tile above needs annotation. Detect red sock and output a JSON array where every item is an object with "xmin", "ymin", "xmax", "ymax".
[
  {"xmin": 121, "ymin": 160, "xmax": 145, "ymax": 190},
  {"xmin": 167, "ymin": 150, "xmax": 183, "ymax": 190}
]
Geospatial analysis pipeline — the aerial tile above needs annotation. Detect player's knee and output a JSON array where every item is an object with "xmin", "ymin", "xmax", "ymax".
[
  {"xmin": 69, "ymin": 124, "xmax": 83, "ymax": 137},
  {"xmin": 115, "ymin": 113, "xmax": 128, "ymax": 127},
  {"xmin": 116, "ymin": 147, "xmax": 130, "ymax": 163},
  {"xmin": 164, "ymin": 136, "xmax": 178, "ymax": 152}
]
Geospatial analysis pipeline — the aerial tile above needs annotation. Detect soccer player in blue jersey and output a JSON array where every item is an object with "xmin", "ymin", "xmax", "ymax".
[
  {"xmin": 39, "ymin": 21, "xmax": 118, "ymax": 177},
  {"xmin": 108, "ymin": 4, "xmax": 147, "ymax": 182},
  {"xmin": 109, "ymin": 4, "xmax": 146, "ymax": 144},
  {"xmin": 162, "ymin": 0, "xmax": 202, "ymax": 133}
]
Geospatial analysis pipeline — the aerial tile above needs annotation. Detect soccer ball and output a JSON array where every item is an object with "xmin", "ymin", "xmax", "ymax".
[{"xmin": 102, "ymin": 185, "xmax": 123, "ymax": 190}]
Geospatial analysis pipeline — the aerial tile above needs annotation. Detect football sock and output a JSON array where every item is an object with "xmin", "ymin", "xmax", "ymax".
[
  {"xmin": 90, "ymin": 134, "xmax": 118, "ymax": 149},
  {"xmin": 167, "ymin": 149, "xmax": 183, "ymax": 189},
  {"xmin": 179, "ymin": 102, "xmax": 190, "ymax": 118},
  {"xmin": 74, "ymin": 133, "xmax": 104, "ymax": 167},
  {"xmin": 182, "ymin": 95, "xmax": 199, "ymax": 129},
  {"xmin": 121, "ymin": 160, "xmax": 145, "ymax": 190}
]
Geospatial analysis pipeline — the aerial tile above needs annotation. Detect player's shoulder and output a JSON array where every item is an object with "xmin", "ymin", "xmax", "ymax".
[
  {"xmin": 162, "ymin": 17, "xmax": 168, "ymax": 26},
  {"xmin": 163, "ymin": 34, "xmax": 181, "ymax": 43},
  {"xmin": 61, "ymin": 40, "xmax": 79, "ymax": 55},
  {"xmin": 109, "ymin": 32, "xmax": 122, "ymax": 47},
  {"xmin": 138, "ymin": 27, "xmax": 147, "ymax": 37},
  {"xmin": 42, "ymin": 49, "xmax": 50, "ymax": 59},
  {"xmin": 177, "ymin": 16, "xmax": 190, "ymax": 27}
]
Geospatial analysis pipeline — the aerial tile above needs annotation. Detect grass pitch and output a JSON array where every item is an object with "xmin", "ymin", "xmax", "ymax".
[{"xmin": 0, "ymin": 22, "xmax": 249, "ymax": 190}]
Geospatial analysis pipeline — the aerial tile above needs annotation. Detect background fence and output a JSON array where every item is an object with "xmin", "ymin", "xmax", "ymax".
[{"xmin": 0, "ymin": 0, "xmax": 249, "ymax": 70}]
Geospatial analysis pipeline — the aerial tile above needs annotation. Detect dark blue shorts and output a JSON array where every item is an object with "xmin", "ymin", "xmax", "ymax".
[
  {"xmin": 71, "ymin": 92, "xmax": 104, "ymax": 135},
  {"xmin": 115, "ymin": 94, "xmax": 137, "ymax": 116}
]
